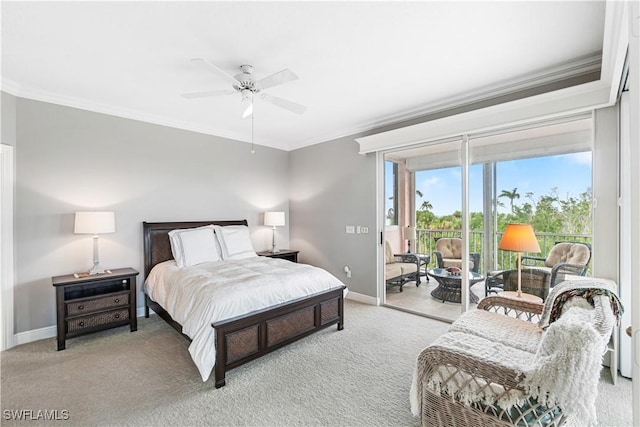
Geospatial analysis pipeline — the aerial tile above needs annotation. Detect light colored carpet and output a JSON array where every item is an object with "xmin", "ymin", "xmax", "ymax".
[{"xmin": 0, "ymin": 300, "xmax": 633, "ymax": 426}]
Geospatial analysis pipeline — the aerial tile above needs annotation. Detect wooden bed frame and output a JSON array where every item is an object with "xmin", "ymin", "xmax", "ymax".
[{"xmin": 142, "ymin": 220, "xmax": 345, "ymax": 388}]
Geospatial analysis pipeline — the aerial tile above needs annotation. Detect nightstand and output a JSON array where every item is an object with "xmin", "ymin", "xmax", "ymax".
[
  {"xmin": 52, "ymin": 268, "xmax": 139, "ymax": 350},
  {"xmin": 257, "ymin": 249, "xmax": 299, "ymax": 263}
]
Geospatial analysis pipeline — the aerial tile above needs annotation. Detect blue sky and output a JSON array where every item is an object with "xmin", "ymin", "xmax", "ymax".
[{"xmin": 387, "ymin": 152, "xmax": 592, "ymax": 217}]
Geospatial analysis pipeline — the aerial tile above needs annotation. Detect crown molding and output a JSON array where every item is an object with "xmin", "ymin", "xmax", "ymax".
[
  {"xmin": 2, "ymin": 52, "xmax": 605, "ymax": 153},
  {"xmin": 0, "ymin": 79, "xmax": 284, "ymax": 150},
  {"xmin": 288, "ymin": 54, "xmax": 602, "ymax": 150}
]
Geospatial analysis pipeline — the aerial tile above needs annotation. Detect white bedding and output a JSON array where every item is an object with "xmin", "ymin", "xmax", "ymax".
[{"xmin": 144, "ymin": 257, "xmax": 348, "ymax": 381}]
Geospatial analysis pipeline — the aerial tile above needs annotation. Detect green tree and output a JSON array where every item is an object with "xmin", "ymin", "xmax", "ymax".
[
  {"xmin": 419, "ymin": 200, "xmax": 433, "ymax": 212},
  {"xmin": 499, "ymin": 187, "xmax": 521, "ymax": 213}
]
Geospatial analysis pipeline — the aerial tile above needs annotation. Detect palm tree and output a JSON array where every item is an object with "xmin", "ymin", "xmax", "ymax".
[
  {"xmin": 420, "ymin": 200, "xmax": 433, "ymax": 212},
  {"xmin": 499, "ymin": 187, "xmax": 520, "ymax": 213}
]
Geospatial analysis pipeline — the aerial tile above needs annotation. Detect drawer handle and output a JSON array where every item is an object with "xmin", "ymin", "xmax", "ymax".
[
  {"xmin": 114, "ymin": 314, "xmax": 120, "ymax": 319},
  {"xmin": 79, "ymin": 321, "xmax": 85, "ymax": 327},
  {"xmin": 78, "ymin": 305, "xmax": 84, "ymax": 310},
  {"xmin": 114, "ymin": 298, "xmax": 120, "ymax": 304}
]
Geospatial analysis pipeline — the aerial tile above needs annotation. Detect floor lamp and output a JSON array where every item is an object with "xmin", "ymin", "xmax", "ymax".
[{"xmin": 498, "ymin": 223, "xmax": 541, "ymax": 298}]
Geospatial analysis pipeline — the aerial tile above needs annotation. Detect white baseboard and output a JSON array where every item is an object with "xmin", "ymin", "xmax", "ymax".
[
  {"xmin": 11, "ymin": 308, "xmax": 155, "ymax": 348},
  {"xmin": 345, "ymin": 291, "xmax": 380, "ymax": 306},
  {"xmin": 14, "ymin": 325, "xmax": 56, "ymax": 346}
]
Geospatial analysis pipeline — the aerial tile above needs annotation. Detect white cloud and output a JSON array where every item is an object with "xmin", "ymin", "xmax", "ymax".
[{"xmin": 418, "ymin": 176, "xmax": 440, "ymax": 191}]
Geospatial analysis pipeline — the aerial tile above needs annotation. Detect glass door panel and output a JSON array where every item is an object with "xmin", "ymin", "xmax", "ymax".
[{"xmin": 383, "ymin": 140, "xmax": 463, "ymax": 322}]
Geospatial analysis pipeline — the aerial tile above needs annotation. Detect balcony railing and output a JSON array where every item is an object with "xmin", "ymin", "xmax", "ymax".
[{"xmin": 415, "ymin": 229, "xmax": 592, "ymax": 274}]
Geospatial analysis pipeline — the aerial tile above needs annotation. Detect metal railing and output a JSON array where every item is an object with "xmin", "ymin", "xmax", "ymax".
[{"xmin": 415, "ymin": 229, "xmax": 592, "ymax": 274}]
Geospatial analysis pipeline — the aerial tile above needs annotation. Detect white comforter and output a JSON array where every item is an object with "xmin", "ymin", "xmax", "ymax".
[{"xmin": 145, "ymin": 257, "xmax": 347, "ymax": 381}]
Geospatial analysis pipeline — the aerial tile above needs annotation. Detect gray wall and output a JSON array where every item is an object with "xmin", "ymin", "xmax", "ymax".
[
  {"xmin": 1, "ymin": 92, "xmax": 17, "ymax": 146},
  {"xmin": 12, "ymin": 97, "xmax": 290, "ymax": 333},
  {"xmin": 289, "ymin": 137, "xmax": 377, "ymax": 297}
]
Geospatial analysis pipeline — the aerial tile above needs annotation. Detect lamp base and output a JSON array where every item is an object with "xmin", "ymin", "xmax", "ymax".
[
  {"xmin": 88, "ymin": 264, "xmax": 111, "ymax": 275},
  {"xmin": 269, "ymin": 248, "xmax": 280, "ymax": 254}
]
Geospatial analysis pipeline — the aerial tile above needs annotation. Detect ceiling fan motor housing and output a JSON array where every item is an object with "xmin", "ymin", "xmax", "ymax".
[{"xmin": 234, "ymin": 65, "xmax": 260, "ymax": 93}]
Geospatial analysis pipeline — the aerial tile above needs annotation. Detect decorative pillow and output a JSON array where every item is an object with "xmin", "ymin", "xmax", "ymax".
[
  {"xmin": 168, "ymin": 225, "xmax": 221, "ymax": 267},
  {"xmin": 214, "ymin": 225, "xmax": 257, "ymax": 260}
]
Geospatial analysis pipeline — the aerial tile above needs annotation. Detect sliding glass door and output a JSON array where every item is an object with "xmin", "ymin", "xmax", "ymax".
[{"xmin": 381, "ymin": 114, "xmax": 594, "ymax": 323}]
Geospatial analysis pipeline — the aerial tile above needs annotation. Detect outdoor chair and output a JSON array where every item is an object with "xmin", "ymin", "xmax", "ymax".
[
  {"xmin": 384, "ymin": 240, "xmax": 420, "ymax": 292},
  {"xmin": 411, "ymin": 279, "xmax": 622, "ymax": 427},
  {"xmin": 433, "ymin": 237, "xmax": 480, "ymax": 273},
  {"xmin": 485, "ymin": 241, "xmax": 591, "ymax": 301}
]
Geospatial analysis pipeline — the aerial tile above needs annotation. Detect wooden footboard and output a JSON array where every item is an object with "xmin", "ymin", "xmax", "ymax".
[
  {"xmin": 145, "ymin": 286, "xmax": 345, "ymax": 388},
  {"xmin": 213, "ymin": 286, "xmax": 345, "ymax": 388}
]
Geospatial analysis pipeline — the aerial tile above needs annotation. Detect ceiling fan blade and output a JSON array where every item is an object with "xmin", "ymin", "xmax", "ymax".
[
  {"xmin": 260, "ymin": 93, "xmax": 307, "ymax": 115},
  {"xmin": 256, "ymin": 69, "xmax": 298, "ymax": 90},
  {"xmin": 190, "ymin": 58, "xmax": 240, "ymax": 86},
  {"xmin": 181, "ymin": 89, "xmax": 236, "ymax": 99}
]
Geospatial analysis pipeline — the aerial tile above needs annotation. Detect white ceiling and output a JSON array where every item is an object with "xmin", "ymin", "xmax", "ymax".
[{"xmin": 1, "ymin": 1, "xmax": 606, "ymax": 151}]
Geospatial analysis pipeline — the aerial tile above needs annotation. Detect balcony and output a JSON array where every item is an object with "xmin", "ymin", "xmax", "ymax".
[{"xmin": 415, "ymin": 229, "xmax": 592, "ymax": 273}]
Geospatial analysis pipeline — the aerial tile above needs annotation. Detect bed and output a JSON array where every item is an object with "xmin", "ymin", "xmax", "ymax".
[{"xmin": 142, "ymin": 220, "xmax": 346, "ymax": 388}]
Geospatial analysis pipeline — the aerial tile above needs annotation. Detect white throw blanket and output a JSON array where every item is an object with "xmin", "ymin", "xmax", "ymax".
[
  {"xmin": 522, "ymin": 301, "xmax": 605, "ymax": 426},
  {"xmin": 145, "ymin": 257, "xmax": 347, "ymax": 381}
]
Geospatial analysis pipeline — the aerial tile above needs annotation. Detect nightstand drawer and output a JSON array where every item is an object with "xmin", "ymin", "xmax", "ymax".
[
  {"xmin": 67, "ymin": 308, "xmax": 129, "ymax": 333},
  {"xmin": 66, "ymin": 292, "xmax": 129, "ymax": 316}
]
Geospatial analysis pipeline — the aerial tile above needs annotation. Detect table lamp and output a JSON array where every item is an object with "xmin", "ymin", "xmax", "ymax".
[
  {"xmin": 264, "ymin": 211, "xmax": 285, "ymax": 253},
  {"xmin": 74, "ymin": 211, "xmax": 116, "ymax": 275},
  {"xmin": 405, "ymin": 226, "xmax": 416, "ymax": 253},
  {"xmin": 498, "ymin": 223, "xmax": 541, "ymax": 297}
]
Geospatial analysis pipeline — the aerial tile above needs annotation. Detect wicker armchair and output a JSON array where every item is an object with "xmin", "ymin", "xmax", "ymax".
[
  {"xmin": 433, "ymin": 238, "xmax": 481, "ymax": 273},
  {"xmin": 486, "ymin": 242, "xmax": 591, "ymax": 301},
  {"xmin": 411, "ymin": 280, "xmax": 621, "ymax": 427},
  {"xmin": 384, "ymin": 240, "xmax": 420, "ymax": 292}
]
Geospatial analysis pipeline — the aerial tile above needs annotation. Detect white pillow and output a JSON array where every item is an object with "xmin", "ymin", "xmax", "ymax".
[
  {"xmin": 214, "ymin": 225, "xmax": 257, "ymax": 260},
  {"xmin": 168, "ymin": 225, "xmax": 221, "ymax": 267}
]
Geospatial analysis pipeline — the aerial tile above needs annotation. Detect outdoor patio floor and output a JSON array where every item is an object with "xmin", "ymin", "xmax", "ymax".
[{"xmin": 385, "ymin": 277, "xmax": 488, "ymax": 322}]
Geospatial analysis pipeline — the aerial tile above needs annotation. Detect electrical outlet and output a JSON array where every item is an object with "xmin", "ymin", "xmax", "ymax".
[
  {"xmin": 361, "ymin": 226, "xmax": 369, "ymax": 233},
  {"xmin": 346, "ymin": 225, "xmax": 355, "ymax": 234}
]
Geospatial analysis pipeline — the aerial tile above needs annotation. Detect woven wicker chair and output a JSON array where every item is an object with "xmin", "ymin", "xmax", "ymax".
[
  {"xmin": 433, "ymin": 238, "xmax": 481, "ymax": 273},
  {"xmin": 411, "ymin": 280, "xmax": 619, "ymax": 427},
  {"xmin": 384, "ymin": 240, "xmax": 420, "ymax": 292},
  {"xmin": 486, "ymin": 242, "xmax": 591, "ymax": 301}
]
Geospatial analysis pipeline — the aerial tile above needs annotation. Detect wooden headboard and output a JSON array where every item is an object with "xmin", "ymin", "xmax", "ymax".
[{"xmin": 142, "ymin": 220, "xmax": 248, "ymax": 279}]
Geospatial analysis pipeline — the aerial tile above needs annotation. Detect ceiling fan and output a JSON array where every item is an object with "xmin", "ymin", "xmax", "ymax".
[{"xmin": 182, "ymin": 59, "xmax": 307, "ymax": 119}]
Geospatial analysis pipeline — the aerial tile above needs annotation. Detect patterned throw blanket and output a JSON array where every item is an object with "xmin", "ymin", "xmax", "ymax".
[{"xmin": 538, "ymin": 279, "xmax": 624, "ymax": 329}]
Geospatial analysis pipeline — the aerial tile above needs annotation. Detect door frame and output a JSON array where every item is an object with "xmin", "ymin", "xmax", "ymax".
[{"xmin": 1, "ymin": 144, "xmax": 15, "ymax": 351}]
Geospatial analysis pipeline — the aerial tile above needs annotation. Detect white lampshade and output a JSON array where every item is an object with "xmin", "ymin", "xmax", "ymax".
[
  {"xmin": 405, "ymin": 226, "xmax": 416, "ymax": 240},
  {"xmin": 264, "ymin": 211, "xmax": 285, "ymax": 227},
  {"xmin": 74, "ymin": 211, "xmax": 116, "ymax": 235}
]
